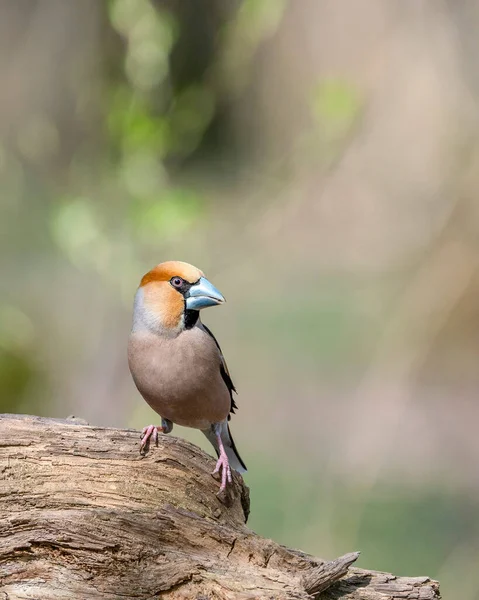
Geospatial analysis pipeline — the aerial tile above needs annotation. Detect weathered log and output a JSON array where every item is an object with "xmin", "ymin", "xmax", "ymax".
[{"xmin": 0, "ymin": 414, "xmax": 440, "ymax": 599}]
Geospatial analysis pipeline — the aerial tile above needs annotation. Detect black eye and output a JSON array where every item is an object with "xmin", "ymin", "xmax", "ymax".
[{"xmin": 171, "ymin": 277, "xmax": 183, "ymax": 289}]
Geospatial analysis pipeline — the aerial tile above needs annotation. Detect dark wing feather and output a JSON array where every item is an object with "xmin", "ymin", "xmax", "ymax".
[{"xmin": 201, "ymin": 323, "xmax": 238, "ymax": 418}]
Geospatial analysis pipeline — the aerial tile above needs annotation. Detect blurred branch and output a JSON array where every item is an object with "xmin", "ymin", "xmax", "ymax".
[
  {"xmin": 343, "ymin": 146, "xmax": 479, "ymax": 477},
  {"xmin": 0, "ymin": 414, "xmax": 440, "ymax": 600}
]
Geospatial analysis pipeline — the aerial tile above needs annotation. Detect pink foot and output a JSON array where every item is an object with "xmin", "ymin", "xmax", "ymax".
[
  {"xmin": 212, "ymin": 453, "xmax": 232, "ymax": 493},
  {"xmin": 140, "ymin": 424, "xmax": 162, "ymax": 453},
  {"xmin": 212, "ymin": 432, "xmax": 233, "ymax": 493}
]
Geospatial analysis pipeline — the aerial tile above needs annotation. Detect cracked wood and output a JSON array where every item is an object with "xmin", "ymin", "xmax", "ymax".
[{"xmin": 0, "ymin": 414, "xmax": 440, "ymax": 599}]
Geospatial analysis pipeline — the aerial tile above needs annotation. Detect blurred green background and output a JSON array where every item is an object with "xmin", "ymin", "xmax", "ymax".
[{"xmin": 1, "ymin": 1, "xmax": 479, "ymax": 597}]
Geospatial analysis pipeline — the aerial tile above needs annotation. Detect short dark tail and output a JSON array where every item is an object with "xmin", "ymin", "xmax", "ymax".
[{"xmin": 202, "ymin": 421, "xmax": 247, "ymax": 474}]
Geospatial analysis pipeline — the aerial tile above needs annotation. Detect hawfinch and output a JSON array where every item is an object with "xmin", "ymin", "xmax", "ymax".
[{"xmin": 128, "ymin": 261, "xmax": 247, "ymax": 493}]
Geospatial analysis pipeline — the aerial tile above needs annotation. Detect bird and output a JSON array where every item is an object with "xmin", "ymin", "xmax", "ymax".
[{"xmin": 128, "ymin": 260, "xmax": 246, "ymax": 493}]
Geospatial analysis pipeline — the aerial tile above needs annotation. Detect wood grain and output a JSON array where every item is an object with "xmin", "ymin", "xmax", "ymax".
[{"xmin": 0, "ymin": 415, "xmax": 440, "ymax": 599}]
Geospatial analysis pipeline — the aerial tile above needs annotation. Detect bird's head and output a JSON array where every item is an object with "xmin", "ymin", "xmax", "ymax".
[{"xmin": 132, "ymin": 261, "xmax": 225, "ymax": 336}]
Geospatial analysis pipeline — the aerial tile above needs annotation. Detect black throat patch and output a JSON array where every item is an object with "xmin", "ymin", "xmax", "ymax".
[{"xmin": 184, "ymin": 309, "xmax": 199, "ymax": 329}]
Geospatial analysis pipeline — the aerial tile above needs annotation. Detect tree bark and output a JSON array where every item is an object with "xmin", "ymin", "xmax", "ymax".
[{"xmin": 0, "ymin": 414, "xmax": 440, "ymax": 600}]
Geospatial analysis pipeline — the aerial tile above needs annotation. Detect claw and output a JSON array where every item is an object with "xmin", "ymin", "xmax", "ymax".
[
  {"xmin": 212, "ymin": 452, "xmax": 232, "ymax": 494},
  {"xmin": 139, "ymin": 419, "xmax": 173, "ymax": 454},
  {"xmin": 140, "ymin": 424, "xmax": 161, "ymax": 453},
  {"xmin": 211, "ymin": 425, "xmax": 233, "ymax": 494}
]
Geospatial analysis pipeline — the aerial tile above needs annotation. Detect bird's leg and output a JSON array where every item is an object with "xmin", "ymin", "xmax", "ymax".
[
  {"xmin": 140, "ymin": 425, "xmax": 160, "ymax": 452},
  {"xmin": 140, "ymin": 418, "xmax": 173, "ymax": 453},
  {"xmin": 212, "ymin": 424, "xmax": 232, "ymax": 493}
]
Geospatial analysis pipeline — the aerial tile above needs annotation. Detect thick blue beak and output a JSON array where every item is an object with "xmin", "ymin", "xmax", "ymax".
[{"xmin": 185, "ymin": 277, "xmax": 225, "ymax": 310}]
